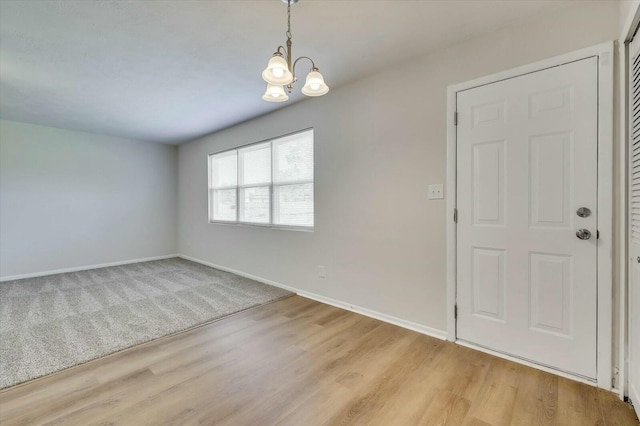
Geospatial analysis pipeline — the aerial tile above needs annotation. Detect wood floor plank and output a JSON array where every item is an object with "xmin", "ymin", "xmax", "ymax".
[
  {"xmin": 509, "ymin": 367, "xmax": 558, "ymax": 426},
  {"xmin": 424, "ymin": 343, "xmax": 494, "ymax": 402},
  {"xmin": 556, "ymin": 377, "xmax": 605, "ymax": 425},
  {"xmin": 597, "ymin": 386, "xmax": 639, "ymax": 426},
  {"xmin": 369, "ymin": 343, "xmax": 465, "ymax": 425},
  {"xmin": 417, "ymin": 390, "xmax": 471, "ymax": 426},
  {"xmin": 0, "ymin": 296, "xmax": 637, "ymax": 426},
  {"xmin": 244, "ymin": 326, "xmax": 422, "ymax": 426},
  {"xmin": 465, "ymin": 357, "xmax": 524, "ymax": 426},
  {"xmin": 198, "ymin": 322, "xmax": 414, "ymax": 425},
  {"xmin": 323, "ymin": 336, "xmax": 445, "ymax": 425}
]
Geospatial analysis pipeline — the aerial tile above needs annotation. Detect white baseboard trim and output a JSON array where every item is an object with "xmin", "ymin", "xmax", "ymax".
[
  {"xmin": 456, "ymin": 339, "xmax": 600, "ymax": 388},
  {"xmin": 630, "ymin": 382, "xmax": 640, "ymax": 420},
  {"xmin": 0, "ymin": 254, "xmax": 180, "ymax": 282},
  {"xmin": 296, "ymin": 290, "xmax": 448, "ymax": 341},
  {"xmin": 178, "ymin": 255, "xmax": 301, "ymax": 294},
  {"xmin": 179, "ymin": 254, "xmax": 448, "ymax": 341}
]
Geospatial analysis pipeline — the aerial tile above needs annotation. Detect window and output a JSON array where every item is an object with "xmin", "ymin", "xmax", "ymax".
[{"xmin": 208, "ymin": 129, "xmax": 314, "ymax": 228}]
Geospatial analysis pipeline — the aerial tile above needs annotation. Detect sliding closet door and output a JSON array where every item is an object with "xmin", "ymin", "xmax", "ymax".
[{"xmin": 629, "ymin": 30, "xmax": 640, "ymax": 420}]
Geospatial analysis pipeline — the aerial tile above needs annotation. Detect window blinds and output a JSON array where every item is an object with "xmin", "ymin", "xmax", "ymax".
[
  {"xmin": 208, "ymin": 129, "xmax": 314, "ymax": 228},
  {"xmin": 239, "ymin": 142, "xmax": 271, "ymax": 223},
  {"xmin": 273, "ymin": 132, "xmax": 314, "ymax": 227},
  {"xmin": 210, "ymin": 150, "xmax": 237, "ymax": 221}
]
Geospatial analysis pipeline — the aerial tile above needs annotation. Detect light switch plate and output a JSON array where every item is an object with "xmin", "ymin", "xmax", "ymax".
[{"xmin": 428, "ymin": 184, "xmax": 445, "ymax": 200}]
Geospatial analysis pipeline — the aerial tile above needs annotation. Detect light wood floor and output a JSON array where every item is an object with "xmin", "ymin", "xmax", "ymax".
[{"xmin": 0, "ymin": 296, "xmax": 637, "ymax": 426}]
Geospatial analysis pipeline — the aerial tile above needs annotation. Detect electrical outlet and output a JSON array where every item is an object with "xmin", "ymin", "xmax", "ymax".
[
  {"xmin": 428, "ymin": 184, "xmax": 444, "ymax": 200},
  {"xmin": 317, "ymin": 266, "xmax": 326, "ymax": 278}
]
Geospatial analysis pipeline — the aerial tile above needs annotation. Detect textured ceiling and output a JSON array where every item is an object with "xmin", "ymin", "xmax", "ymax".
[{"xmin": 0, "ymin": 0, "xmax": 579, "ymax": 144}]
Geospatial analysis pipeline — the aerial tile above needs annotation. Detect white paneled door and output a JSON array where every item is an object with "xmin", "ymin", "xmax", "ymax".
[
  {"xmin": 456, "ymin": 57, "xmax": 598, "ymax": 379},
  {"xmin": 629, "ymin": 33, "xmax": 640, "ymax": 417}
]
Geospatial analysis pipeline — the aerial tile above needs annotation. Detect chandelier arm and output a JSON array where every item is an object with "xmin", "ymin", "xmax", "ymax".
[
  {"xmin": 291, "ymin": 56, "xmax": 317, "ymax": 79},
  {"xmin": 275, "ymin": 45, "xmax": 288, "ymax": 58}
]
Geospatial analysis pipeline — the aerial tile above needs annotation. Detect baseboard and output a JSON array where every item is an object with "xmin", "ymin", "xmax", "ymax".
[
  {"xmin": 178, "ymin": 254, "xmax": 302, "ymax": 294},
  {"xmin": 296, "ymin": 289, "xmax": 448, "ymax": 340},
  {"xmin": 179, "ymin": 254, "xmax": 448, "ymax": 341},
  {"xmin": 630, "ymin": 382, "xmax": 640, "ymax": 420},
  {"xmin": 0, "ymin": 254, "xmax": 180, "ymax": 282}
]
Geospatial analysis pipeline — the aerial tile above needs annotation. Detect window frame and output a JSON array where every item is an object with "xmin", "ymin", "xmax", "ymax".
[{"xmin": 207, "ymin": 128, "xmax": 314, "ymax": 231}]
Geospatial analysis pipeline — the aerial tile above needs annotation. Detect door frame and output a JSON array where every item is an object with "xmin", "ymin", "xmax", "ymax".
[{"xmin": 446, "ymin": 41, "xmax": 614, "ymax": 390}]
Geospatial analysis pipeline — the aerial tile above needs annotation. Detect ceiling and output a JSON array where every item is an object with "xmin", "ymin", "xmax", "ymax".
[{"xmin": 0, "ymin": 0, "xmax": 581, "ymax": 145}]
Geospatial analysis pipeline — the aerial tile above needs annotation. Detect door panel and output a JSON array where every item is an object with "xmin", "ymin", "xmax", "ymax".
[
  {"xmin": 472, "ymin": 141, "xmax": 506, "ymax": 225},
  {"xmin": 472, "ymin": 248, "xmax": 505, "ymax": 321},
  {"xmin": 456, "ymin": 57, "xmax": 598, "ymax": 379},
  {"xmin": 529, "ymin": 132, "xmax": 572, "ymax": 228},
  {"xmin": 528, "ymin": 253, "xmax": 572, "ymax": 336}
]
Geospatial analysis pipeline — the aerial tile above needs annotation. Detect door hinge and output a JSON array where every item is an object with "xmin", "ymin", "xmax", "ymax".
[
  {"xmin": 597, "ymin": 230, "xmax": 600, "ymax": 240},
  {"xmin": 454, "ymin": 305, "xmax": 458, "ymax": 319},
  {"xmin": 454, "ymin": 112, "xmax": 458, "ymax": 126},
  {"xmin": 453, "ymin": 208, "xmax": 458, "ymax": 223}
]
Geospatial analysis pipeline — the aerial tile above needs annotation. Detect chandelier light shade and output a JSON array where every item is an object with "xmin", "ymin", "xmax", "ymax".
[
  {"xmin": 301, "ymin": 68, "xmax": 329, "ymax": 96},
  {"xmin": 261, "ymin": 0, "xmax": 329, "ymax": 102},
  {"xmin": 262, "ymin": 54, "xmax": 294, "ymax": 85},
  {"xmin": 262, "ymin": 83, "xmax": 289, "ymax": 102}
]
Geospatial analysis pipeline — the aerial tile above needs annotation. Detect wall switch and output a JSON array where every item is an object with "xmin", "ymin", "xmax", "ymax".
[
  {"xmin": 428, "ymin": 184, "xmax": 445, "ymax": 199},
  {"xmin": 317, "ymin": 266, "xmax": 326, "ymax": 278}
]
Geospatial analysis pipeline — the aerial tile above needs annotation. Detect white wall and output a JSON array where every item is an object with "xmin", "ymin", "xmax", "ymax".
[
  {"xmin": 178, "ymin": 1, "xmax": 620, "ymax": 334},
  {"xmin": 0, "ymin": 120, "xmax": 178, "ymax": 278},
  {"xmin": 620, "ymin": 0, "xmax": 638, "ymax": 36}
]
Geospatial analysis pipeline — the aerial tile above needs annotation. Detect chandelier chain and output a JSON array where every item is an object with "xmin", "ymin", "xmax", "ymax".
[{"xmin": 286, "ymin": 0, "xmax": 292, "ymax": 40}]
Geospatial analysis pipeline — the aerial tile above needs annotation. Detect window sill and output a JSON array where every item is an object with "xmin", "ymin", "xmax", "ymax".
[{"xmin": 207, "ymin": 220, "xmax": 314, "ymax": 233}]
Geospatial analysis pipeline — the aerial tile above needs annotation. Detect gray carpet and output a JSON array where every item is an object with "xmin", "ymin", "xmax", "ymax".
[{"xmin": 0, "ymin": 257, "xmax": 292, "ymax": 389}]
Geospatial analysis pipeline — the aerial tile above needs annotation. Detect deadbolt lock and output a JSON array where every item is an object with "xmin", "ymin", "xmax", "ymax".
[{"xmin": 576, "ymin": 207, "xmax": 591, "ymax": 218}]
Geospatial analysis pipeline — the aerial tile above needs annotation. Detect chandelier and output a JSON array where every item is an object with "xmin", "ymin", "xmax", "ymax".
[{"xmin": 262, "ymin": 0, "xmax": 329, "ymax": 102}]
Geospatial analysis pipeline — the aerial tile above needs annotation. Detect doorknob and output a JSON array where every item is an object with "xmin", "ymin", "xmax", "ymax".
[{"xmin": 576, "ymin": 229, "xmax": 591, "ymax": 240}]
